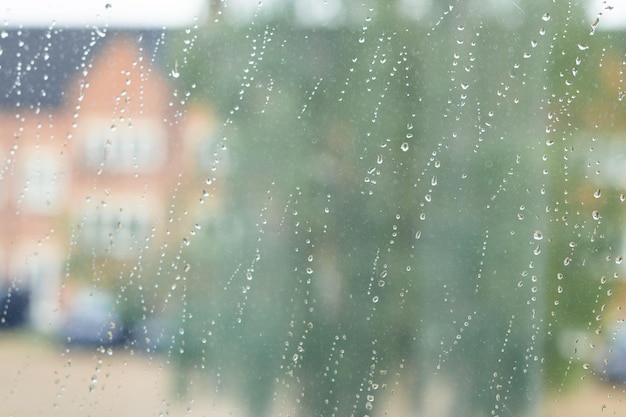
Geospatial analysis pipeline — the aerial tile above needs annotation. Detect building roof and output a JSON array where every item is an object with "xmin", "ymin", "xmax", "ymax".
[{"xmin": 0, "ymin": 29, "xmax": 165, "ymax": 110}]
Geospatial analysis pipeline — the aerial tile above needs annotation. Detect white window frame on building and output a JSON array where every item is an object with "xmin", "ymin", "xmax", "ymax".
[{"xmin": 83, "ymin": 118, "xmax": 167, "ymax": 174}]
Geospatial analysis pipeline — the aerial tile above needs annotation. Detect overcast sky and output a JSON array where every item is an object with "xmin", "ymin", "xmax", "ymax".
[
  {"xmin": 1, "ymin": 0, "xmax": 625, "ymax": 30},
  {"xmin": 1, "ymin": 0, "xmax": 208, "ymax": 28},
  {"xmin": 588, "ymin": 0, "xmax": 626, "ymax": 30}
]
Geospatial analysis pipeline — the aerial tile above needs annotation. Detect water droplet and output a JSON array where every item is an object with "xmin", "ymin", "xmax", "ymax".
[
  {"xmin": 592, "ymin": 210, "xmax": 600, "ymax": 220},
  {"xmin": 577, "ymin": 43, "xmax": 589, "ymax": 51},
  {"xmin": 593, "ymin": 189, "xmax": 601, "ymax": 198},
  {"xmin": 400, "ymin": 142, "xmax": 409, "ymax": 152},
  {"xmin": 541, "ymin": 13, "xmax": 551, "ymax": 21},
  {"xmin": 105, "ymin": 3, "xmax": 112, "ymax": 10},
  {"xmin": 171, "ymin": 60, "xmax": 180, "ymax": 78},
  {"xmin": 246, "ymin": 270, "xmax": 253, "ymax": 280},
  {"xmin": 533, "ymin": 230, "xmax": 543, "ymax": 240},
  {"xmin": 372, "ymin": 295, "xmax": 379, "ymax": 303}
]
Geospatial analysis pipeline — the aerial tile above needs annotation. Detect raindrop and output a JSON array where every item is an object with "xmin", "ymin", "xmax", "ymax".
[
  {"xmin": 171, "ymin": 60, "xmax": 180, "ymax": 78},
  {"xmin": 592, "ymin": 210, "xmax": 600, "ymax": 220},
  {"xmin": 533, "ymin": 230, "xmax": 543, "ymax": 240},
  {"xmin": 593, "ymin": 189, "xmax": 601, "ymax": 199},
  {"xmin": 577, "ymin": 44, "xmax": 589, "ymax": 51},
  {"xmin": 400, "ymin": 142, "xmax": 409, "ymax": 152},
  {"xmin": 372, "ymin": 296, "xmax": 379, "ymax": 303},
  {"xmin": 541, "ymin": 13, "xmax": 551, "ymax": 21}
]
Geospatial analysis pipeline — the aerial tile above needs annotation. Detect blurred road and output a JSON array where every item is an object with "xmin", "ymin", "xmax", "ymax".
[
  {"xmin": 2, "ymin": 330, "xmax": 626, "ymax": 417},
  {"xmin": 0, "ymin": 331, "xmax": 244, "ymax": 417},
  {"xmin": 544, "ymin": 380, "xmax": 626, "ymax": 417}
]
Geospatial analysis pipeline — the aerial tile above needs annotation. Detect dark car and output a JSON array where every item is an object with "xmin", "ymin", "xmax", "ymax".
[{"xmin": 0, "ymin": 284, "xmax": 30, "ymax": 328}]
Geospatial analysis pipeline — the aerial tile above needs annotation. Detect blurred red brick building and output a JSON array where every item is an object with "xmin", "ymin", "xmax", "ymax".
[{"xmin": 0, "ymin": 30, "xmax": 216, "ymax": 332}]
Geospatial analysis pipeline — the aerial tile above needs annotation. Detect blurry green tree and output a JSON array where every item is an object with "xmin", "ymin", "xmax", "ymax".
[{"xmin": 144, "ymin": 1, "xmax": 626, "ymax": 416}]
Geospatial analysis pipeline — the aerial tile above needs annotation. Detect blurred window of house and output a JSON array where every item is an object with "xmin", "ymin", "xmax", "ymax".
[
  {"xmin": 83, "ymin": 118, "xmax": 166, "ymax": 174},
  {"xmin": 19, "ymin": 153, "xmax": 65, "ymax": 213},
  {"xmin": 81, "ymin": 204, "xmax": 150, "ymax": 258}
]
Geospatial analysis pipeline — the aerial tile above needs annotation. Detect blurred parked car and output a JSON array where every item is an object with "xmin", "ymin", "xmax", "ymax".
[
  {"xmin": 597, "ymin": 325, "xmax": 626, "ymax": 383},
  {"xmin": 127, "ymin": 316, "xmax": 176, "ymax": 353},
  {"xmin": 0, "ymin": 284, "xmax": 30, "ymax": 328},
  {"xmin": 60, "ymin": 289, "xmax": 125, "ymax": 346}
]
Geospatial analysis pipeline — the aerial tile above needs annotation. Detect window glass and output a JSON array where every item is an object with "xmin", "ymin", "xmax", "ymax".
[{"xmin": 2, "ymin": 1, "xmax": 626, "ymax": 417}]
